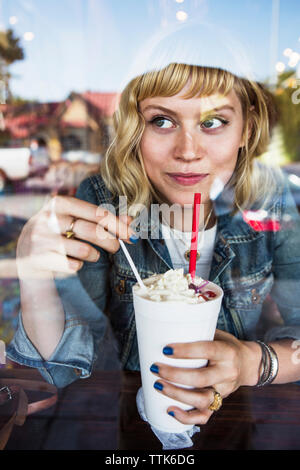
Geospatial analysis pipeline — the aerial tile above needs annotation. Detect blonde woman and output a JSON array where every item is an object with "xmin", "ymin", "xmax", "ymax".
[{"xmin": 8, "ymin": 63, "xmax": 300, "ymax": 427}]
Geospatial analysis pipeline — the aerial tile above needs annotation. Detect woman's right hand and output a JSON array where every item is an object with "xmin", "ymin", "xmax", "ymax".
[{"xmin": 16, "ymin": 194, "xmax": 138, "ymax": 279}]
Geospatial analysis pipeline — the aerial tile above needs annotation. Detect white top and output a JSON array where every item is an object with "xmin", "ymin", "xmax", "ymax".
[{"xmin": 161, "ymin": 221, "xmax": 217, "ymax": 280}]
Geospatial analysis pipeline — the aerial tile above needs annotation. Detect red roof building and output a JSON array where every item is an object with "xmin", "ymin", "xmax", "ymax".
[{"xmin": 0, "ymin": 92, "xmax": 120, "ymax": 158}]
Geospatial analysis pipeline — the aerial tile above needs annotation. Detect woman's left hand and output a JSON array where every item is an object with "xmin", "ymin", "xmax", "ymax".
[{"xmin": 150, "ymin": 329, "xmax": 260, "ymax": 425}]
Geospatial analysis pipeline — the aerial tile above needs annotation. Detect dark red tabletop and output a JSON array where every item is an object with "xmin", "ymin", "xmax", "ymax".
[{"xmin": 1, "ymin": 368, "xmax": 300, "ymax": 450}]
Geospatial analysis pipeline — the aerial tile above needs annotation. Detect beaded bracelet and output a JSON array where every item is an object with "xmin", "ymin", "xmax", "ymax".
[{"xmin": 255, "ymin": 340, "xmax": 279, "ymax": 387}]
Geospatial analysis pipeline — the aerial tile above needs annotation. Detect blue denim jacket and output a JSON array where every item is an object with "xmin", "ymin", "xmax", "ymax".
[{"xmin": 7, "ymin": 167, "xmax": 300, "ymax": 388}]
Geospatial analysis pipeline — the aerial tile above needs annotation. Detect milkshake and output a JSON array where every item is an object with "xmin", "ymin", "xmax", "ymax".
[{"xmin": 132, "ymin": 268, "xmax": 223, "ymax": 433}]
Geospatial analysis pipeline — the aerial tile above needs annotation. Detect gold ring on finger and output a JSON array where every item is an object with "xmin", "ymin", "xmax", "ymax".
[
  {"xmin": 64, "ymin": 217, "xmax": 77, "ymax": 239},
  {"xmin": 208, "ymin": 388, "xmax": 222, "ymax": 411}
]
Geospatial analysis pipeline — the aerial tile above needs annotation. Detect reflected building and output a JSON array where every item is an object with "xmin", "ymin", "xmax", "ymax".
[{"xmin": 1, "ymin": 91, "xmax": 119, "ymax": 162}]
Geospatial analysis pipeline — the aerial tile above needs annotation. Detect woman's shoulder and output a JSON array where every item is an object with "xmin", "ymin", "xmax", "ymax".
[
  {"xmin": 251, "ymin": 160, "xmax": 290, "ymax": 211},
  {"xmin": 215, "ymin": 161, "xmax": 288, "ymax": 216},
  {"xmin": 75, "ymin": 173, "xmax": 118, "ymax": 207}
]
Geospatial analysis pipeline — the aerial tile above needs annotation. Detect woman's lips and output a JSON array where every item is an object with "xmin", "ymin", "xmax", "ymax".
[{"xmin": 167, "ymin": 173, "xmax": 208, "ymax": 186}]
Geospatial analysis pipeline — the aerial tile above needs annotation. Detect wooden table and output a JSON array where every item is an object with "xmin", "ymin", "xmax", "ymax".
[{"xmin": 1, "ymin": 368, "xmax": 300, "ymax": 450}]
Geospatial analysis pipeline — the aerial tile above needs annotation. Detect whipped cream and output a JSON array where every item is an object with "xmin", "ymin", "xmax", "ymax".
[{"xmin": 135, "ymin": 268, "xmax": 209, "ymax": 303}]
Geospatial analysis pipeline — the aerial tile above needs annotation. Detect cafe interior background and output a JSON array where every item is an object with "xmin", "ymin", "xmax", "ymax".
[{"xmin": 0, "ymin": 0, "xmax": 300, "ymax": 367}]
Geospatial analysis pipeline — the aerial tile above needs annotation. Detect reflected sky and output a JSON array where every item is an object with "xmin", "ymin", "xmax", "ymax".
[{"xmin": 1, "ymin": 0, "xmax": 300, "ymax": 101}]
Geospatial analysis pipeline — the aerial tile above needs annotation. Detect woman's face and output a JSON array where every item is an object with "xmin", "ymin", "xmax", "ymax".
[{"xmin": 139, "ymin": 86, "xmax": 245, "ymax": 207}]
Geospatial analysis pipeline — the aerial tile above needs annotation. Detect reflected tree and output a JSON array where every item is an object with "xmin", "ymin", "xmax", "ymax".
[
  {"xmin": 274, "ymin": 70, "xmax": 300, "ymax": 162},
  {"xmin": 0, "ymin": 28, "xmax": 24, "ymax": 103}
]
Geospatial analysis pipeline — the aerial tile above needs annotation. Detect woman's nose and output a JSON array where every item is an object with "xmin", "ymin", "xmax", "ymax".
[{"xmin": 174, "ymin": 130, "xmax": 202, "ymax": 160}]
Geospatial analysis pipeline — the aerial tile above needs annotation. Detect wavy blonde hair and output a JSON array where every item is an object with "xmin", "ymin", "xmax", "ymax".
[{"xmin": 101, "ymin": 63, "xmax": 277, "ymax": 216}]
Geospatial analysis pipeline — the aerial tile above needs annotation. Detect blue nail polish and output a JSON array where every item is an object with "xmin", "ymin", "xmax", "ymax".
[
  {"xmin": 129, "ymin": 233, "xmax": 139, "ymax": 244},
  {"xmin": 154, "ymin": 382, "xmax": 163, "ymax": 391},
  {"xmin": 168, "ymin": 411, "xmax": 175, "ymax": 417},
  {"xmin": 150, "ymin": 364, "xmax": 159, "ymax": 374},
  {"xmin": 163, "ymin": 346, "xmax": 173, "ymax": 355}
]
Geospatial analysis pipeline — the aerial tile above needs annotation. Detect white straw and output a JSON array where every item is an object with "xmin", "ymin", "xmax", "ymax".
[{"xmin": 119, "ymin": 240, "xmax": 147, "ymax": 291}]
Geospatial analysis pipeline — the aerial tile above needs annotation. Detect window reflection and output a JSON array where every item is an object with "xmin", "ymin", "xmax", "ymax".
[{"xmin": 0, "ymin": 0, "xmax": 299, "ymax": 452}]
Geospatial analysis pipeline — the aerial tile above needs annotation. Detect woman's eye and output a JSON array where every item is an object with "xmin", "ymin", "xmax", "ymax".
[
  {"xmin": 201, "ymin": 118, "xmax": 227, "ymax": 129},
  {"xmin": 151, "ymin": 117, "xmax": 174, "ymax": 129}
]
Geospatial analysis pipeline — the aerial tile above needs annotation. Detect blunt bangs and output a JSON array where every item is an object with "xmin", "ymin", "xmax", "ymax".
[{"xmin": 136, "ymin": 63, "xmax": 235, "ymax": 101}]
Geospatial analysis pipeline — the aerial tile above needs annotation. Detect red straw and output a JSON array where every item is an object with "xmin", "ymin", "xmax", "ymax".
[{"xmin": 189, "ymin": 193, "xmax": 201, "ymax": 280}]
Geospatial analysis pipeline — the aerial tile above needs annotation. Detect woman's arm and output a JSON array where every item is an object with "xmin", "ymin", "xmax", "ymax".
[
  {"xmin": 19, "ymin": 277, "xmax": 65, "ymax": 361},
  {"xmin": 8, "ymin": 179, "xmax": 137, "ymax": 386},
  {"xmin": 15, "ymin": 194, "xmax": 107, "ymax": 360}
]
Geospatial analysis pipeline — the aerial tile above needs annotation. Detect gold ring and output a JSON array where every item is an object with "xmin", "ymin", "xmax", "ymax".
[
  {"xmin": 65, "ymin": 217, "xmax": 77, "ymax": 239},
  {"xmin": 208, "ymin": 388, "xmax": 222, "ymax": 411}
]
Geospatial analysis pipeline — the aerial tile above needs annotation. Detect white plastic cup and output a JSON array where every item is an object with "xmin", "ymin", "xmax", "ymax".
[{"xmin": 132, "ymin": 280, "xmax": 223, "ymax": 433}]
